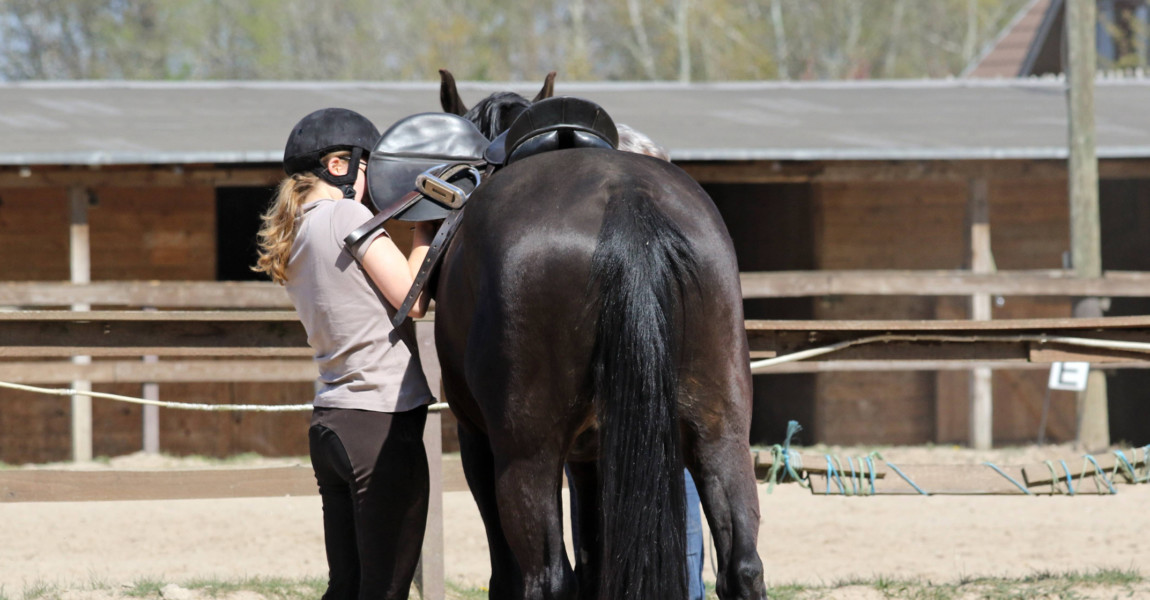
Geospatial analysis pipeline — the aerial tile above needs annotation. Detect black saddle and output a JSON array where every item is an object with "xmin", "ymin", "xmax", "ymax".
[
  {"xmin": 484, "ymin": 96, "xmax": 618, "ymax": 167},
  {"xmin": 367, "ymin": 113, "xmax": 490, "ymax": 221},
  {"xmin": 353, "ymin": 98, "xmax": 619, "ymax": 328}
]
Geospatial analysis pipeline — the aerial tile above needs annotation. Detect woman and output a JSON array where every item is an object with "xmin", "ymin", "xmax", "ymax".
[{"xmin": 254, "ymin": 107, "xmax": 435, "ymax": 600}]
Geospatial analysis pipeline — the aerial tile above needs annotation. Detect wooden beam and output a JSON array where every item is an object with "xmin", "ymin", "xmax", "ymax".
[
  {"xmin": 0, "ymin": 311, "xmax": 310, "ymax": 358},
  {"xmin": 0, "ymin": 281, "xmax": 291, "ymax": 308},
  {"xmin": 808, "ymin": 464, "xmax": 1035, "ymax": 495},
  {"xmin": 0, "ymin": 461, "xmax": 470, "ymax": 503},
  {"xmin": 0, "ymin": 359, "xmax": 318, "ymax": 384},
  {"xmin": 753, "ymin": 450, "xmax": 886, "ymax": 478},
  {"xmin": 739, "ymin": 269, "xmax": 1150, "ymax": 298},
  {"xmin": 1021, "ymin": 449, "xmax": 1147, "ymax": 487},
  {"xmin": 747, "ymin": 316, "xmax": 1150, "ymax": 364},
  {"xmin": 0, "ymin": 165, "xmax": 282, "ymax": 189},
  {"xmin": 9, "ymin": 270, "xmax": 1150, "ymax": 310},
  {"xmin": 754, "ymin": 359, "xmax": 1150, "ymax": 373},
  {"xmin": 5, "ymin": 311, "xmax": 1150, "ymax": 365}
]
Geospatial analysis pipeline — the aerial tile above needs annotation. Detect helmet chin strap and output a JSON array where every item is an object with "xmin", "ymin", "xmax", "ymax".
[{"xmin": 312, "ymin": 147, "xmax": 365, "ymax": 200}]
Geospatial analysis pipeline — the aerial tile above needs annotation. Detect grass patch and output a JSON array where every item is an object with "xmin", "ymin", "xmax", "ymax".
[
  {"xmin": 445, "ymin": 580, "xmax": 490, "ymax": 600},
  {"xmin": 123, "ymin": 577, "xmax": 166, "ymax": 598},
  {"xmin": 17, "ymin": 581, "xmax": 63, "ymax": 600},
  {"xmin": 183, "ymin": 575, "xmax": 325, "ymax": 599},
  {"xmin": 759, "ymin": 567, "xmax": 1145, "ymax": 599}
]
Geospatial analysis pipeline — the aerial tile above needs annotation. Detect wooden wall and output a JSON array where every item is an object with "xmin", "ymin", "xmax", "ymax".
[
  {"xmin": 0, "ymin": 185, "xmax": 312, "ymax": 464},
  {"xmin": 2, "ymin": 167, "xmax": 1140, "ymax": 461},
  {"xmin": 810, "ymin": 178, "xmax": 1078, "ymax": 446}
]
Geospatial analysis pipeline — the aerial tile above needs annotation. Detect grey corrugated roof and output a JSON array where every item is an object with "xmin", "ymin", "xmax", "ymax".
[{"xmin": 1, "ymin": 78, "xmax": 1149, "ymax": 166}]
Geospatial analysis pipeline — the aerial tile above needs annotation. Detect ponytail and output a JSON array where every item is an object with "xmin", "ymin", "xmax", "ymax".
[
  {"xmin": 254, "ymin": 151, "xmax": 351, "ymax": 284},
  {"xmin": 253, "ymin": 173, "xmax": 317, "ymax": 284}
]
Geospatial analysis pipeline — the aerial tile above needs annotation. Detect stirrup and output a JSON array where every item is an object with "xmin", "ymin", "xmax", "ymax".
[{"xmin": 416, "ymin": 164, "xmax": 481, "ymax": 209}]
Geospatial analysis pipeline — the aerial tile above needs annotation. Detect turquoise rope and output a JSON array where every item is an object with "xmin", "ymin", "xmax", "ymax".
[
  {"xmin": 1059, "ymin": 460, "xmax": 1075, "ymax": 496},
  {"xmin": 1113, "ymin": 449, "xmax": 1150, "ymax": 484},
  {"xmin": 983, "ymin": 462, "xmax": 1033, "ymax": 495},
  {"xmin": 764, "ymin": 420, "xmax": 810, "ymax": 492},
  {"xmin": 828, "ymin": 455, "xmax": 846, "ymax": 491},
  {"xmin": 885, "ymin": 461, "xmax": 929, "ymax": 496},
  {"xmin": 1113, "ymin": 450, "xmax": 1136, "ymax": 484},
  {"xmin": 818, "ymin": 453, "xmax": 880, "ymax": 496},
  {"xmin": 1082, "ymin": 455, "xmax": 1118, "ymax": 495}
]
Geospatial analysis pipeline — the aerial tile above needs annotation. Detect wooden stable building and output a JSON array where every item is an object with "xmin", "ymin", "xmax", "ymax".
[{"xmin": 2, "ymin": 78, "xmax": 1150, "ymax": 463}]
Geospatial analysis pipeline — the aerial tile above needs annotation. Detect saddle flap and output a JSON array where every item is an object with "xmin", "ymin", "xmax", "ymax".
[
  {"xmin": 367, "ymin": 113, "xmax": 489, "ymax": 220},
  {"xmin": 504, "ymin": 96, "xmax": 618, "ymax": 165}
]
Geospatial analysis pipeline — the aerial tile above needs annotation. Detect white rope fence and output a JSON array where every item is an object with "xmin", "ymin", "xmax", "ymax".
[
  {"xmin": 2, "ymin": 333, "xmax": 1148, "ymax": 411},
  {"xmin": 0, "ymin": 380, "xmax": 448, "ymax": 412},
  {"xmin": 746, "ymin": 333, "xmax": 1150, "ymax": 370}
]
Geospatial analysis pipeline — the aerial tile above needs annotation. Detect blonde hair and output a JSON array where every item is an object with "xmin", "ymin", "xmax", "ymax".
[{"xmin": 253, "ymin": 151, "xmax": 350, "ymax": 284}]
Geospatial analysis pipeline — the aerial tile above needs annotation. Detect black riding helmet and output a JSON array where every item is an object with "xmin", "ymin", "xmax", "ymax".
[{"xmin": 283, "ymin": 108, "xmax": 381, "ymax": 199}]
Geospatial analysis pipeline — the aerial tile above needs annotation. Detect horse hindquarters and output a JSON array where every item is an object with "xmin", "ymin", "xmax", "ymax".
[{"xmin": 590, "ymin": 193, "xmax": 694, "ymax": 600}]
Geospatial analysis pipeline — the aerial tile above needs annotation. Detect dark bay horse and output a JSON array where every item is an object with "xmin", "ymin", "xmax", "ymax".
[{"xmin": 433, "ymin": 72, "xmax": 766, "ymax": 600}]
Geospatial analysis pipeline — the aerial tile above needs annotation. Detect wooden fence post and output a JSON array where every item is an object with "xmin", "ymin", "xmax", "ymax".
[
  {"xmin": 1066, "ymin": 0, "xmax": 1109, "ymax": 449},
  {"xmin": 69, "ymin": 186, "xmax": 92, "ymax": 463},
  {"xmin": 142, "ymin": 307, "xmax": 160, "ymax": 454},
  {"xmin": 418, "ymin": 406, "xmax": 445, "ymax": 600},
  {"xmin": 967, "ymin": 178, "xmax": 994, "ymax": 449}
]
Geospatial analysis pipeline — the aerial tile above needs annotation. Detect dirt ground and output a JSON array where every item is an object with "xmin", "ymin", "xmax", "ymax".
[{"xmin": 1, "ymin": 445, "xmax": 1148, "ymax": 597}]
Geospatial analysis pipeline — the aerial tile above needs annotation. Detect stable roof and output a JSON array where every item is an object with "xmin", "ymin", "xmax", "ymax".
[{"xmin": 2, "ymin": 77, "xmax": 1149, "ymax": 165}]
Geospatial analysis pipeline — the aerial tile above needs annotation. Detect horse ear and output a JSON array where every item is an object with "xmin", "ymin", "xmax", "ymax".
[
  {"xmin": 439, "ymin": 69, "xmax": 468, "ymax": 115},
  {"xmin": 532, "ymin": 71, "xmax": 556, "ymax": 102}
]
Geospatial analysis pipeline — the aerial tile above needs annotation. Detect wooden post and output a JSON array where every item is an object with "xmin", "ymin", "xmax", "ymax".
[
  {"xmin": 69, "ymin": 186, "xmax": 92, "ymax": 463},
  {"xmin": 415, "ymin": 317, "xmax": 445, "ymax": 600},
  {"xmin": 142, "ymin": 360, "xmax": 160, "ymax": 454},
  {"xmin": 1066, "ymin": 0, "xmax": 1109, "ymax": 448},
  {"xmin": 967, "ymin": 178, "xmax": 994, "ymax": 450},
  {"xmin": 142, "ymin": 307, "xmax": 160, "ymax": 454},
  {"xmin": 417, "ymin": 405, "xmax": 445, "ymax": 600}
]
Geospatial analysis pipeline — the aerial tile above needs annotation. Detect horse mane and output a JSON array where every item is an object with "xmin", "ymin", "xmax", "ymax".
[{"xmin": 463, "ymin": 91, "xmax": 530, "ymax": 140}]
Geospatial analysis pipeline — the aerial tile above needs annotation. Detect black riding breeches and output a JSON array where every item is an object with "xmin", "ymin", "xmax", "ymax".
[{"xmin": 309, "ymin": 406, "xmax": 430, "ymax": 600}]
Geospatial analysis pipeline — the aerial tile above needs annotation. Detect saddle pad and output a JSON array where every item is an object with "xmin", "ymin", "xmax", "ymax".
[{"xmin": 368, "ymin": 113, "xmax": 489, "ymax": 220}]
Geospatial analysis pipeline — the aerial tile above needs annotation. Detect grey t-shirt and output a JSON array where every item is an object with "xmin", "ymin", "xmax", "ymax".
[{"xmin": 285, "ymin": 197, "xmax": 433, "ymax": 413}]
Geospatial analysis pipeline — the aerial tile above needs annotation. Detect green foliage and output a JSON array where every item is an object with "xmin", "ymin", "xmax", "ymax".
[{"xmin": 0, "ymin": 0, "xmax": 1037, "ymax": 82}]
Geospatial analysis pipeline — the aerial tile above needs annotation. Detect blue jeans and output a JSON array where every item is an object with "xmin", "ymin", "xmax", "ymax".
[
  {"xmin": 567, "ymin": 466, "xmax": 705, "ymax": 600},
  {"xmin": 684, "ymin": 469, "xmax": 705, "ymax": 600}
]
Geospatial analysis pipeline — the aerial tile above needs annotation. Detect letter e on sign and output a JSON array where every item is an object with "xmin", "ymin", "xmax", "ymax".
[{"xmin": 1048, "ymin": 362, "xmax": 1090, "ymax": 391}]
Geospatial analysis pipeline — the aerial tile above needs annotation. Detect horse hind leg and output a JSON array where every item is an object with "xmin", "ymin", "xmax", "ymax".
[
  {"xmin": 683, "ymin": 386, "xmax": 767, "ymax": 600},
  {"xmin": 493, "ymin": 445, "xmax": 577, "ymax": 600},
  {"xmin": 688, "ymin": 436, "xmax": 765, "ymax": 600},
  {"xmin": 457, "ymin": 419, "xmax": 522, "ymax": 599}
]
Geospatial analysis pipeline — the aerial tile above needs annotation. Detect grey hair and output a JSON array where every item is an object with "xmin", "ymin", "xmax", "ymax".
[{"xmin": 615, "ymin": 123, "xmax": 670, "ymax": 162}]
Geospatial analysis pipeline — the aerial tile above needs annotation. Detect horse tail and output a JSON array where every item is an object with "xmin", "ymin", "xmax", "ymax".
[{"xmin": 590, "ymin": 191, "xmax": 697, "ymax": 600}]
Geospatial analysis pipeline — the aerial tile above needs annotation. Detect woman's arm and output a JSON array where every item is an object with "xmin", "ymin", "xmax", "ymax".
[{"xmin": 360, "ymin": 221, "xmax": 436, "ymax": 318}]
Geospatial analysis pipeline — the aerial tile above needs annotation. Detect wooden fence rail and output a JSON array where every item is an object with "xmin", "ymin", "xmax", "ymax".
[
  {"xmin": 7, "ymin": 310, "xmax": 1150, "ymax": 365},
  {"xmin": 6, "ymin": 270, "xmax": 1150, "ymax": 309}
]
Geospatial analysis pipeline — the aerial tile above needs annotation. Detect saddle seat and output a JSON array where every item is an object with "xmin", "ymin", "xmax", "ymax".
[{"xmin": 486, "ymin": 96, "xmax": 619, "ymax": 167}]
